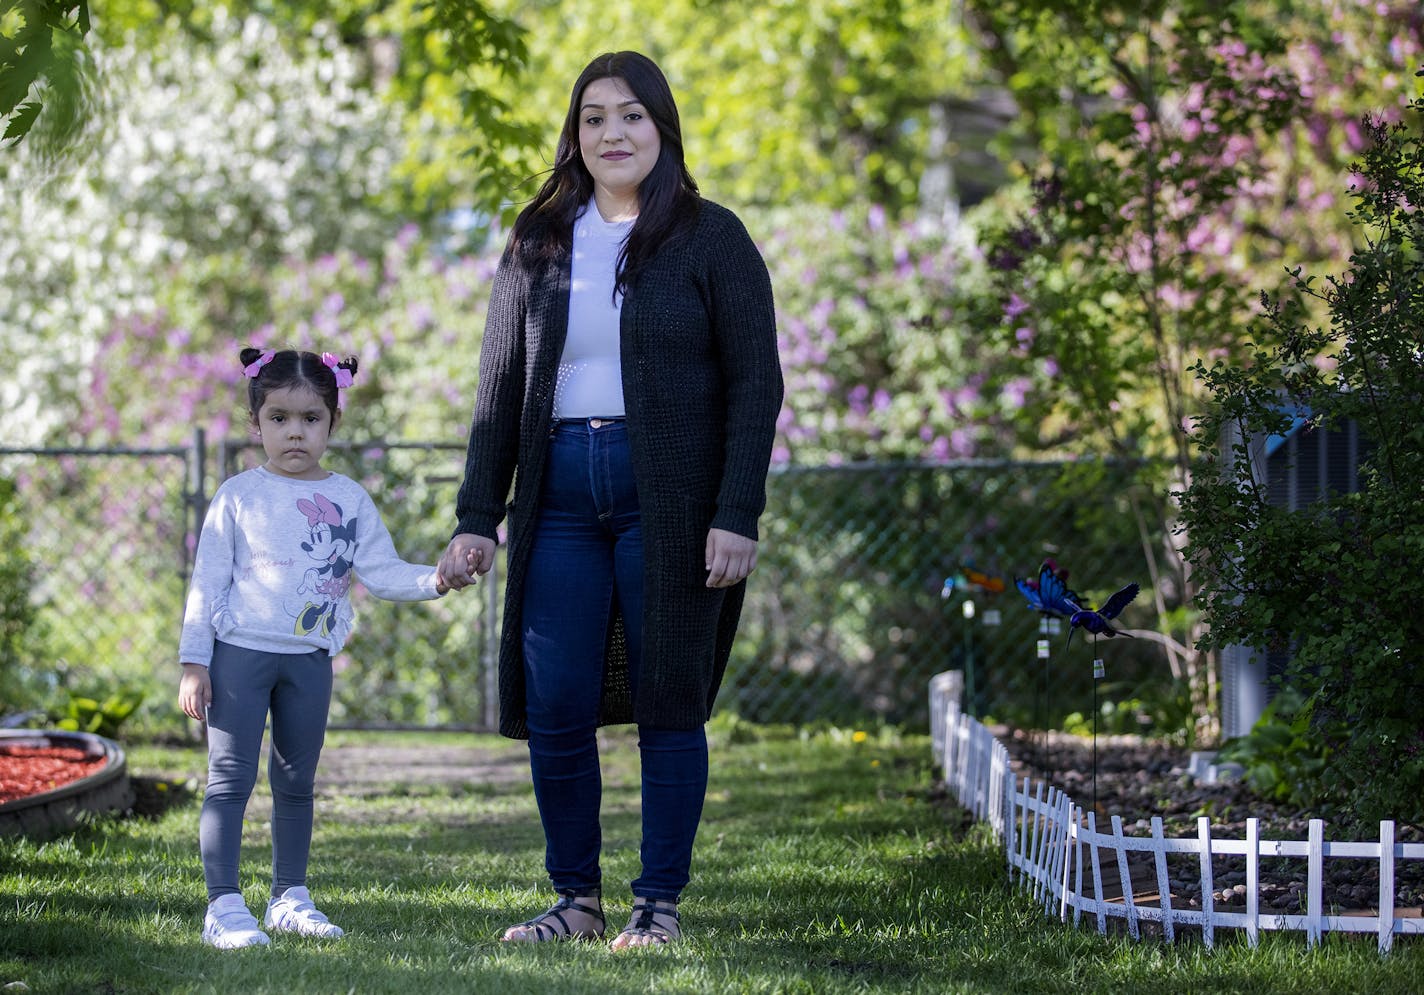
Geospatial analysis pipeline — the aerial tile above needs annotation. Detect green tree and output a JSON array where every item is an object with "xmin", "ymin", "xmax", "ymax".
[
  {"xmin": 1181, "ymin": 90, "xmax": 1424, "ymax": 826},
  {"xmin": 89, "ymin": 0, "xmax": 537, "ymax": 229},
  {"xmin": 962, "ymin": 0, "xmax": 1302, "ymax": 734},
  {"xmin": 0, "ymin": 12, "xmax": 407, "ymax": 443},
  {"xmin": 759, "ymin": 202, "xmax": 1024, "ymax": 465},
  {"xmin": 482, "ymin": 0, "xmax": 988, "ymax": 217},
  {"xmin": 958, "ymin": 0, "xmax": 1422, "ymax": 736}
]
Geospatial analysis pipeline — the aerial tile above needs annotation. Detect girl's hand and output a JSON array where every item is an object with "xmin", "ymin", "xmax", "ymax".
[
  {"xmin": 438, "ymin": 533, "xmax": 495, "ymax": 591},
  {"xmin": 705, "ymin": 528, "xmax": 758, "ymax": 589},
  {"xmin": 178, "ymin": 663, "xmax": 212, "ymax": 721}
]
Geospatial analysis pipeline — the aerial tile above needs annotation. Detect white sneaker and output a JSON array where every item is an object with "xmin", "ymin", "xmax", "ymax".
[
  {"xmin": 263, "ymin": 886, "xmax": 345, "ymax": 938},
  {"xmin": 202, "ymin": 894, "xmax": 271, "ymax": 949}
]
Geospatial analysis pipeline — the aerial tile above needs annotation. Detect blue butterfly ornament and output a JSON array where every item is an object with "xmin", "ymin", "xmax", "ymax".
[{"xmin": 1016, "ymin": 560, "xmax": 1080, "ymax": 619}]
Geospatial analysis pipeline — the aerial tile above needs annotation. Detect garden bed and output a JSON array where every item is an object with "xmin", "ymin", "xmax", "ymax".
[
  {"xmin": 996, "ymin": 726, "xmax": 1424, "ymax": 914},
  {"xmin": 0, "ymin": 730, "xmax": 134, "ymax": 839}
]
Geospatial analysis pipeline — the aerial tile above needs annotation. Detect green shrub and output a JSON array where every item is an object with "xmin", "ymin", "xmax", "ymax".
[
  {"xmin": 1182, "ymin": 89, "xmax": 1424, "ymax": 827},
  {"xmin": 50, "ymin": 688, "xmax": 146, "ymax": 741},
  {"xmin": 1060, "ymin": 677, "xmax": 1196, "ymax": 744},
  {"xmin": 1214, "ymin": 688, "xmax": 1333, "ymax": 810}
]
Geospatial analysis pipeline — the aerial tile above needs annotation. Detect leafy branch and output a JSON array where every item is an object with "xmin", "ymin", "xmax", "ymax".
[{"xmin": 0, "ymin": 0, "xmax": 90, "ymax": 148}]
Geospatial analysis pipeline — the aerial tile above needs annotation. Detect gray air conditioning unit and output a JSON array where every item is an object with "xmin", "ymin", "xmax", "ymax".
[{"xmin": 1218, "ymin": 410, "xmax": 1369, "ymax": 740}]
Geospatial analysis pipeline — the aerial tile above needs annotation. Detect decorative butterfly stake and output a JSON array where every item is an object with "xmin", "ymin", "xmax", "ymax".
[
  {"xmin": 962, "ymin": 564, "xmax": 1007, "ymax": 595},
  {"xmin": 1025, "ymin": 566, "xmax": 1141, "ymax": 814},
  {"xmin": 941, "ymin": 572, "xmax": 977, "ymax": 718},
  {"xmin": 943, "ymin": 561, "xmax": 1006, "ymax": 720},
  {"xmin": 1015, "ymin": 559, "xmax": 1076, "ymax": 776},
  {"xmin": 1019, "ymin": 559, "xmax": 1080, "ymax": 618}
]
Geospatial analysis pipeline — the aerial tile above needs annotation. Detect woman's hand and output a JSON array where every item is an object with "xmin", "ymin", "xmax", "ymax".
[
  {"xmin": 438, "ymin": 533, "xmax": 496, "ymax": 591},
  {"xmin": 705, "ymin": 528, "xmax": 757, "ymax": 589},
  {"xmin": 178, "ymin": 663, "xmax": 212, "ymax": 721}
]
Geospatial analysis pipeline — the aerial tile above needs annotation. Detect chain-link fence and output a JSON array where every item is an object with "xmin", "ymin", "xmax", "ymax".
[
  {"xmin": 2, "ymin": 438, "xmax": 1172, "ymax": 733},
  {"xmin": 1, "ymin": 445, "xmax": 192, "ymax": 722},
  {"xmin": 1, "ymin": 436, "xmax": 494, "ymax": 732},
  {"xmin": 738, "ymin": 460, "xmax": 1173, "ymax": 730},
  {"xmin": 215, "ymin": 436, "xmax": 497, "ymax": 729}
]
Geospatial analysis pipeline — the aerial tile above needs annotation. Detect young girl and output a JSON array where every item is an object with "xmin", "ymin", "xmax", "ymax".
[{"xmin": 178, "ymin": 347, "xmax": 459, "ymax": 949}]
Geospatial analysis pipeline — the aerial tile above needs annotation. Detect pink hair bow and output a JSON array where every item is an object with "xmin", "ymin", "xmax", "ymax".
[
  {"xmin": 296, "ymin": 493, "xmax": 342, "ymax": 527},
  {"xmin": 242, "ymin": 349, "xmax": 276, "ymax": 378},
  {"xmin": 322, "ymin": 352, "xmax": 355, "ymax": 389}
]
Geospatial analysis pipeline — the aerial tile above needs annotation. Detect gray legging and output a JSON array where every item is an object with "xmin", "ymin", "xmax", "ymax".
[{"xmin": 200, "ymin": 640, "xmax": 333, "ymax": 902}]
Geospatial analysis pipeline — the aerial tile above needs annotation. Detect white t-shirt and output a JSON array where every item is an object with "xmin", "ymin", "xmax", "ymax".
[
  {"xmin": 553, "ymin": 201, "xmax": 632, "ymax": 419},
  {"xmin": 179, "ymin": 466, "xmax": 442, "ymax": 665}
]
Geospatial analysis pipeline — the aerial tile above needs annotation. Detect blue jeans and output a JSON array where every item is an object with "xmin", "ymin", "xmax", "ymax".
[{"xmin": 522, "ymin": 419, "xmax": 708, "ymax": 901}]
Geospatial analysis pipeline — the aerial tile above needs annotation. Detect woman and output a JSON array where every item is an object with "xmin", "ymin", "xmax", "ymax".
[{"xmin": 437, "ymin": 51, "xmax": 782, "ymax": 948}]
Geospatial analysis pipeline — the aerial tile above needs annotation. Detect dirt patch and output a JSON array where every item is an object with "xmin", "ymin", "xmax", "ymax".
[
  {"xmin": 129, "ymin": 775, "xmax": 199, "ymax": 819},
  {"xmin": 121, "ymin": 736, "xmax": 533, "ymax": 823},
  {"xmin": 314, "ymin": 741, "xmax": 530, "ymax": 794}
]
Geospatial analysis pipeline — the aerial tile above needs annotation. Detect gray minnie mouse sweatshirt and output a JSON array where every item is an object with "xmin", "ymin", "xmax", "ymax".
[{"xmin": 179, "ymin": 465, "xmax": 442, "ymax": 666}]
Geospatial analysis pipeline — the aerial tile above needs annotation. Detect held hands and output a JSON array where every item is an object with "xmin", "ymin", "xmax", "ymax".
[
  {"xmin": 706, "ymin": 527, "xmax": 757, "ymax": 589},
  {"xmin": 178, "ymin": 663, "xmax": 211, "ymax": 722},
  {"xmin": 438, "ymin": 533, "xmax": 495, "ymax": 592},
  {"xmin": 438, "ymin": 529, "xmax": 751, "ymax": 589}
]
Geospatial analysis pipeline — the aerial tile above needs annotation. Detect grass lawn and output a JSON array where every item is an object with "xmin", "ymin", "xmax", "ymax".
[{"xmin": 2, "ymin": 721, "xmax": 1421, "ymax": 994}]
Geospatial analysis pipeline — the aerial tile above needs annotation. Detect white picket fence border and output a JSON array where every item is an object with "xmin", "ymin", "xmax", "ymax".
[{"xmin": 928, "ymin": 670, "xmax": 1424, "ymax": 952}]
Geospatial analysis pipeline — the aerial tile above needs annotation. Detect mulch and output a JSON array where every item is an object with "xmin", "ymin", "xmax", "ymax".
[
  {"xmin": 992, "ymin": 726, "xmax": 1424, "ymax": 914},
  {"xmin": 0, "ymin": 744, "xmax": 110, "ymax": 804}
]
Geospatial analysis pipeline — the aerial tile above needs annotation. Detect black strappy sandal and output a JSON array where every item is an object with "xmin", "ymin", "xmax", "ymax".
[
  {"xmin": 501, "ymin": 892, "xmax": 605, "ymax": 942},
  {"xmin": 610, "ymin": 897, "xmax": 681, "ymax": 949}
]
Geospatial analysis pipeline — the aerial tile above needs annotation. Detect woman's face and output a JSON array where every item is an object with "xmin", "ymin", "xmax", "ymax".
[{"xmin": 577, "ymin": 76, "xmax": 661, "ymax": 213}]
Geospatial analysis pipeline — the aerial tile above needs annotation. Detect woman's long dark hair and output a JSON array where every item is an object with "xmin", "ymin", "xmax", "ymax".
[{"xmin": 509, "ymin": 51, "xmax": 700, "ymax": 296}]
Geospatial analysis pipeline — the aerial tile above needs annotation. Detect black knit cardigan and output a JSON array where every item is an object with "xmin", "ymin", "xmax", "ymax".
[{"xmin": 453, "ymin": 199, "xmax": 784, "ymax": 738}]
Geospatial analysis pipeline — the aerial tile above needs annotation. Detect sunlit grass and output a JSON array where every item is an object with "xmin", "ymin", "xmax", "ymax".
[{"xmin": 2, "ymin": 724, "xmax": 1421, "ymax": 993}]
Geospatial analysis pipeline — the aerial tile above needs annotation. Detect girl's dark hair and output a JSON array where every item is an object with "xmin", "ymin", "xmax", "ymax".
[
  {"xmin": 509, "ymin": 50, "xmax": 700, "ymax": 296},
  {"xmin": 239, "ymin": 347, "xmax": 357, "ymax": 423}
]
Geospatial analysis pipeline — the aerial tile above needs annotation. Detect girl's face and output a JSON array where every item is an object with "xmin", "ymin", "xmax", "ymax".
[
  {"xmin": 578, "ymin": 76, "xmax": 661, "ymax": 217},
  {"xmin": 255, "ymin": 385, "xmax": 338, "ymax": 480}
]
